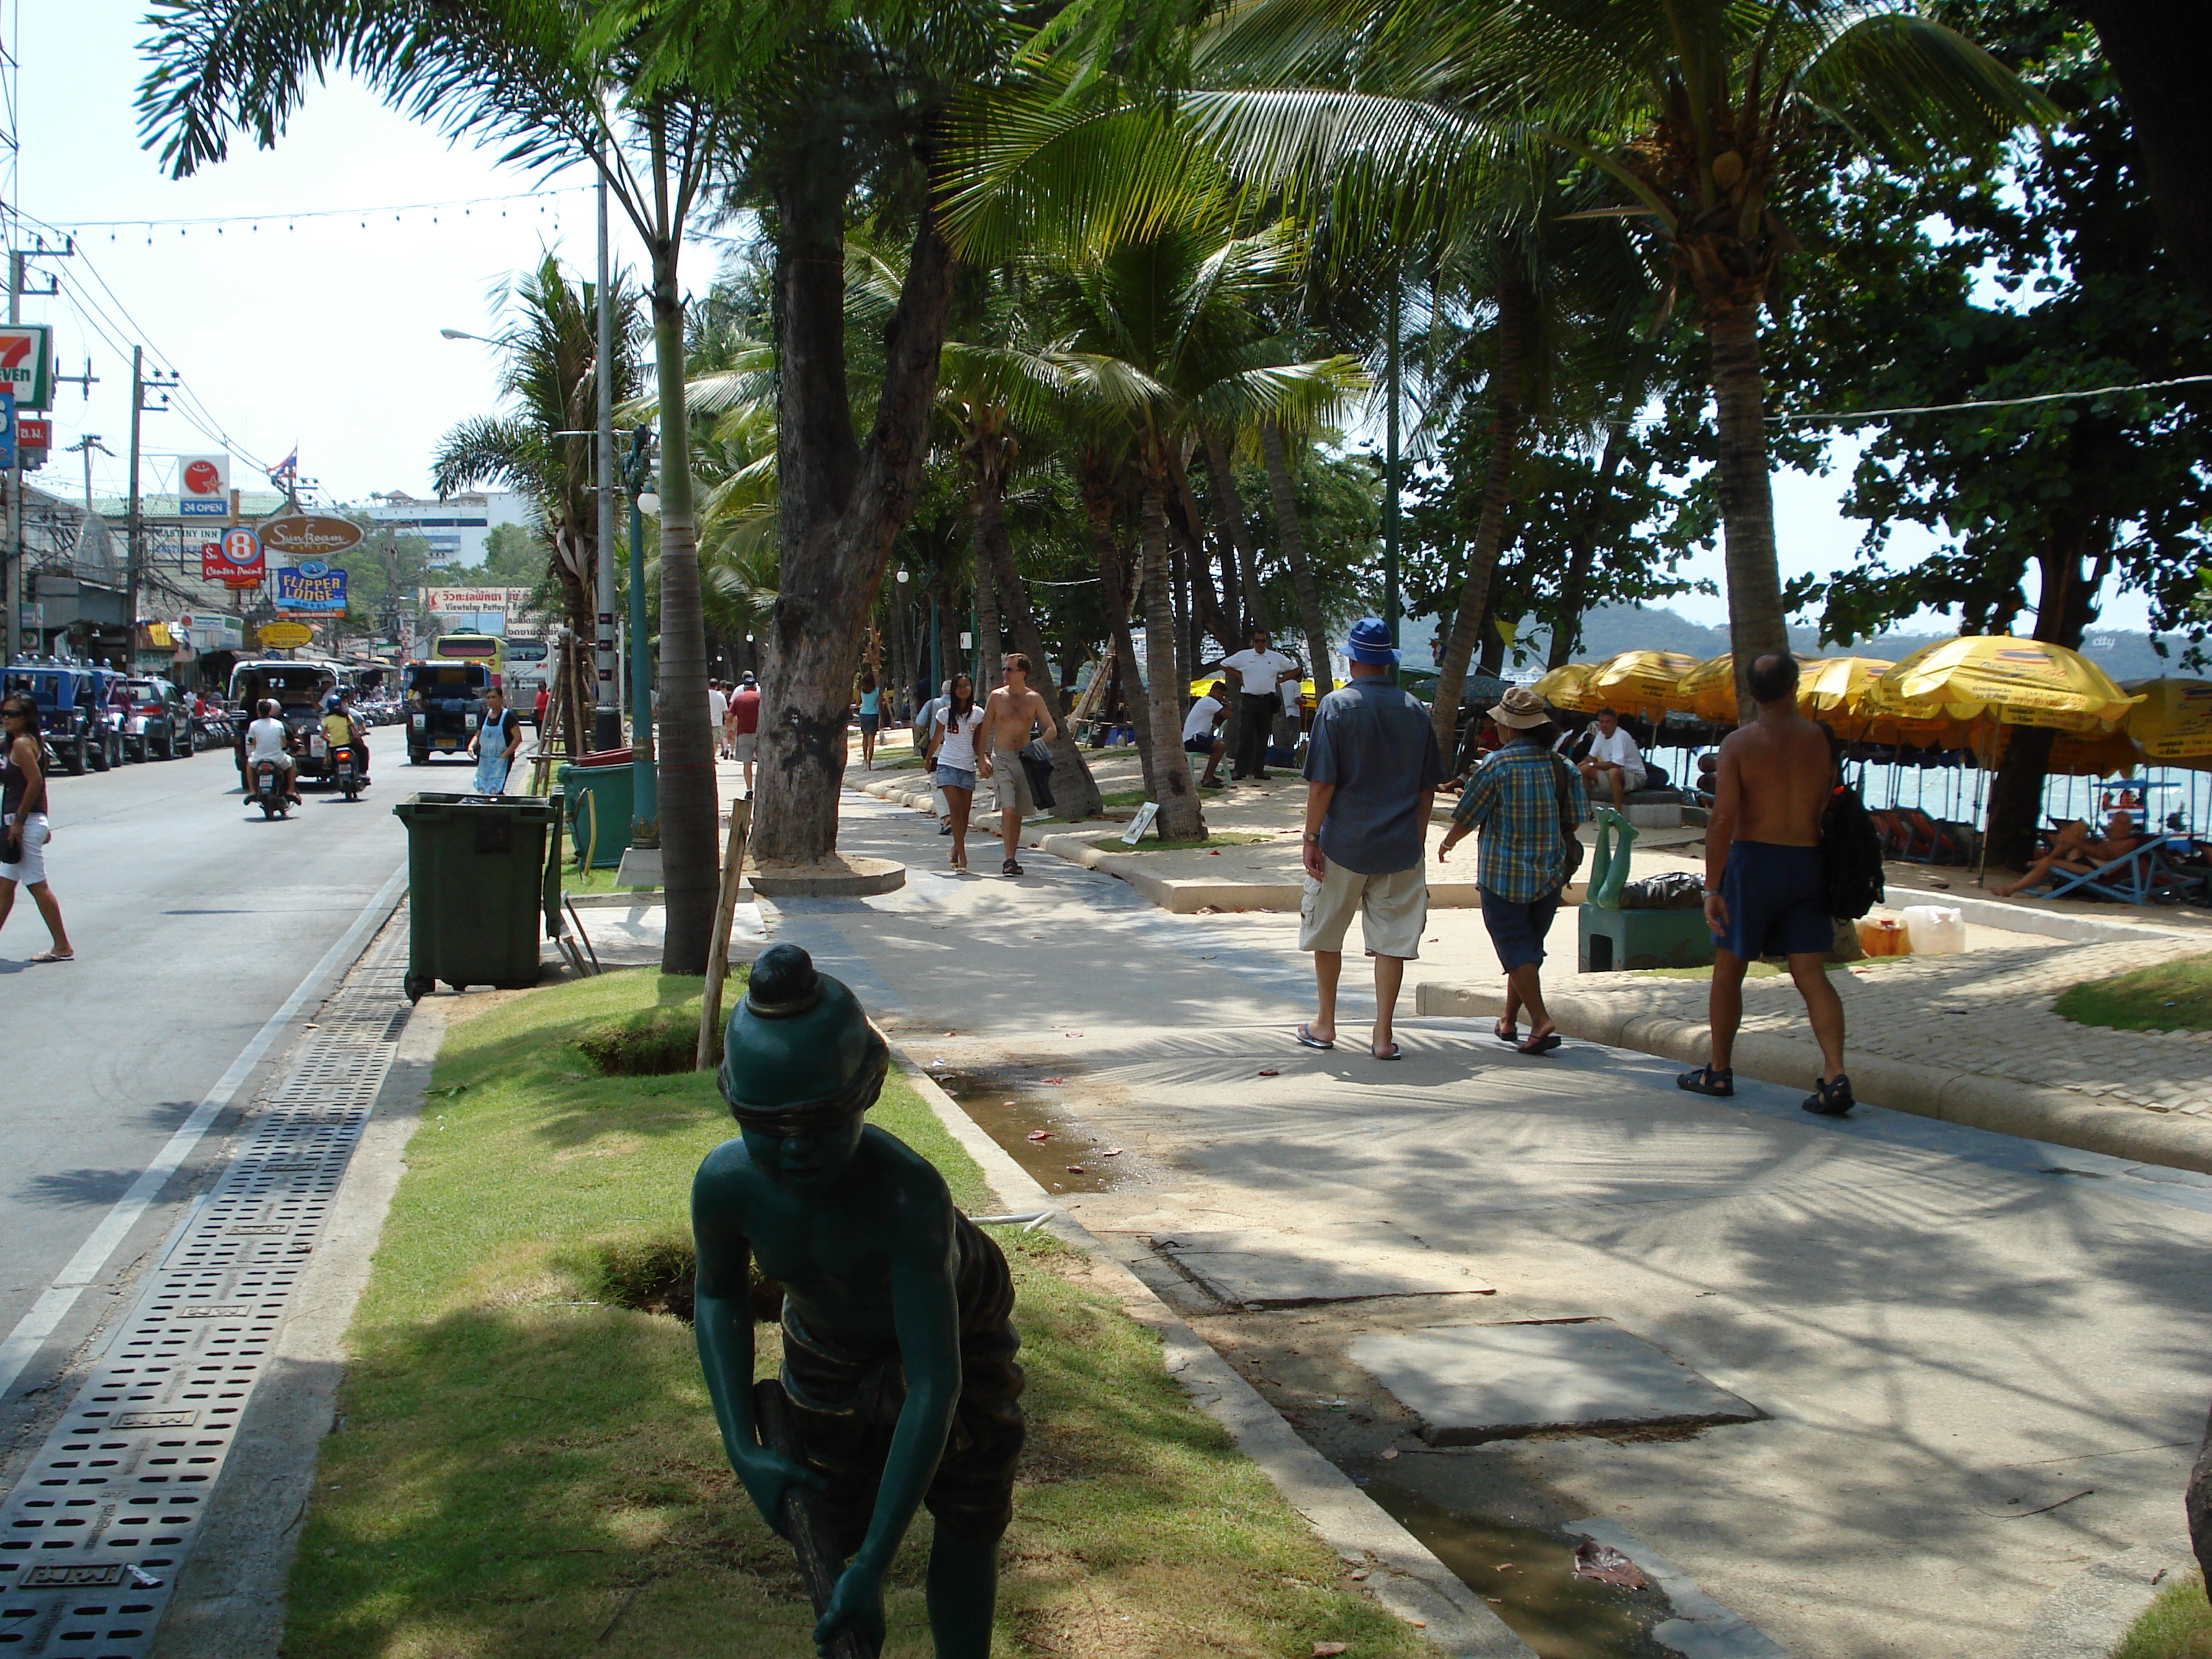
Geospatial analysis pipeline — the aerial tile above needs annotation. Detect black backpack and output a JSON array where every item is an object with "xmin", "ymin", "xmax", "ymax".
[{"xmin": 1820, "ymin": 783, "xmax": 1886, "ymax": 920}]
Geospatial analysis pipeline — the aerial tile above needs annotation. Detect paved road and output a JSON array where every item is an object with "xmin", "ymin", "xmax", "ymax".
[
  {"xmin": 0, "ymin": 742, "xmax": 413, "ymax": 1435},
  {"xmin": 773, "ymin": 791, "xmax": 2212, "ymax": 1657}
]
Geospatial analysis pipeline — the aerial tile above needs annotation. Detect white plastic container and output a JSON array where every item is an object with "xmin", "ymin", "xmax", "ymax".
[{"xmin": 1900, "ymin": 904, "xmax": 1966, "ymax": 955}]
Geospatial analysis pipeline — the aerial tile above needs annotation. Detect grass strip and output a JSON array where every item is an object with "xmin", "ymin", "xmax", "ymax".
[
  {"xmin": 287, "ymin": 969, "xmax": 1426, "ymax": 1658},
  {"xmin": 1089, "ymin": 831, "xmax": 1276, "ymax": 853},
  {"xmin": 562, "ymin": 863, "xmax": 663, "ymax": 896},
  {"xmin": 2054, "ymin": 951, "xmax": 2212, "ymax": 1031},
  {"xmin": 2115, "ymin": 1570, "xmax": 2211, "ymax": 1659}
]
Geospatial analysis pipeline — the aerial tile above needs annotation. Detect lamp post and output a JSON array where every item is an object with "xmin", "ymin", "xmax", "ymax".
[{"xmin": 626, "ymin": 426, "xmax": 658, "ymax": 845}]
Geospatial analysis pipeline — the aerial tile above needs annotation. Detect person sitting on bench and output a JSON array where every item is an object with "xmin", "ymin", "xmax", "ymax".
[{"xmin": 1577, "ymin": 708, "xmax": 1647, "ymax": 809}]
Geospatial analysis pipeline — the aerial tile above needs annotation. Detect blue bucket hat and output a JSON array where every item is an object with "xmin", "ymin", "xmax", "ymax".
[{"xmin": 1346, "ymin": 616, "xmax": 1399, "ymax": 667}]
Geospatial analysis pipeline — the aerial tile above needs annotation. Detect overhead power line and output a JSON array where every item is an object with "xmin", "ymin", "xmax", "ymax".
[
  {"xmin": 23, "ymin": 184, "xmax": 591, "ymax": 234},
  {"xmin": 1771, "ymin": 372, "xmax": 2212, "ymax": 425}
]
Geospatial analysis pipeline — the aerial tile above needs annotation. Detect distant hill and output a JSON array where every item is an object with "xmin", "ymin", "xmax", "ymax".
[{"xmin": 1401, "ymin": 606, "xmax": 2193, "ymax": 685}]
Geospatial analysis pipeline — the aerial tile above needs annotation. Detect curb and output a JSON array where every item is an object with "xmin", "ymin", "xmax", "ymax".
[
  {"xmin": 2011, "ymin": 1540, "xmax": 2198, "ymax": 1659},
  {"xmin": 1886, "ymin": 886, "xmax": 2193, "ymax": 947},
  {"xmin": 1412, "ymin": 981, "xmax": 2212, "ymax": 1177},
  {"xmin": 892, "ymin": 1046, "xmax": 1537, "ymax": 1659}
]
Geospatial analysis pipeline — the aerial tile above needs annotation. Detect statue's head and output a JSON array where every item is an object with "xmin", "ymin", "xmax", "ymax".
[{"xmin": 719, "ymin": 944, "xmax": 889, "ymax": 1196}]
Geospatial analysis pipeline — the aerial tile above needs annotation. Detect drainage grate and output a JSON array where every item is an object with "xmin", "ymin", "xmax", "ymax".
[{"xmin": 0, "ymin": 928, "xmax": 410, "ymax": 1657}]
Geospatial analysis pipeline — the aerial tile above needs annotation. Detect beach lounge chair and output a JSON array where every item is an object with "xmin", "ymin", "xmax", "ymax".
[
  {"xmin": 2028, "ymin": 837, "xmax": 2208, "ymax": 905},
  {"xmin": 1893, "ymin": 807, "xmax": 1970, "ymax": 864}
]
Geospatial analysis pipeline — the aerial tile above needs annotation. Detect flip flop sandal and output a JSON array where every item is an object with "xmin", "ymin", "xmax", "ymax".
[
  {"xmin": 1515, "ymin": 1032, "xmax": 1562, "ymax": 1056},
  {"xmin": 30, "ymin": 950, "xmax": 74, "ymax": 963},
  {"xmin": 1802, "ymin": 1074, "xmax": 1856, "ymax": 1117},
  {"xmin": 1492, "ymin": 1019, "xmax": 1519, "ymax": 1046},
  {"xmin": 1370, "ymin": 1042, "xmax": 1403, "ymax": 1061},
  {"xmin": 1676, "ymin": 1065, "xmax": 1735, "ymax": 1097},
  {"xmin": 1295, "ymin": 1022, "xmax": 1335, "ymax": 1051},
  {"xmin": 1002, "ymin": 858, "xmax": 1024, "ymax": 876}
]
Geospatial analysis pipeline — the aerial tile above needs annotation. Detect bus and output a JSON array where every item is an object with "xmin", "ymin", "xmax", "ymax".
[
  {"xmin": 431, "ymin": 630, "xmax": 505, "ymax": 686},
  {"xmin": 503, "ymin": 634, "xmax": 551, "ymax": 720}
]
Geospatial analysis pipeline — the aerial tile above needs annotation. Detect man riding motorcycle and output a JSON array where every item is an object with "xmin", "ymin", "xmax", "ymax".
[
  {"xmin": 243, "ymin": 698, "xmax": 300, "ymax": 806},
  {"xmin": 320, "ymin": 688, "xmax": 370, "ymax": 783}
]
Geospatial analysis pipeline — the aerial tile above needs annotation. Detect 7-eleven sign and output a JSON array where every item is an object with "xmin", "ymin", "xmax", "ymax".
[{"xmin": 0, "ymin": 327, "xmax": 52, "ymax": 411}]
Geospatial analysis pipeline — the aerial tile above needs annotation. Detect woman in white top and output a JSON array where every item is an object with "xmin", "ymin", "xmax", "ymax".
[
  {"xmin": 926, "ymin": 674, "xmax": 983, "ymax": 872},
  {"xmin": 1578, "ymin": 708, "xmax": 1647, "ymax": 809}
]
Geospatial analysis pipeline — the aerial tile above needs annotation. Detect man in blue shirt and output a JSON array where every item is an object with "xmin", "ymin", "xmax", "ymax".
[{"xmin": 1294, "ymin": 618, "xmax": 1445, "ymax": 1061}]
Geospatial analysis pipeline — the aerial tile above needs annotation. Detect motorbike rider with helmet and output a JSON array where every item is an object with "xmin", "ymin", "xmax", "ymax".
[{"xmin": 320, "ymin": 688, "xmax": 370, "ymax": 783}]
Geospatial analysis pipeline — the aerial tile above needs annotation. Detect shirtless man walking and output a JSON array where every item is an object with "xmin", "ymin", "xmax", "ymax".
[
  {"xmin": 1678, "ymin": 652, "xmax": 1854, "ymax": 1116},
  {"xmin": 976, "ymin": 652, "xmax": 1057, "ymax": 878}
]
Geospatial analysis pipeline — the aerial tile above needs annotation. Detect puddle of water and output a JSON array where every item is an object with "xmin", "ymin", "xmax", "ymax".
[
  {"xmin": 932, "ymin": 1070, "xmax": 1128, "ymax": 1195},
  {"xmin": 1363, "ymin": 1481, "xmax": 1673, "ymax": 1659}
]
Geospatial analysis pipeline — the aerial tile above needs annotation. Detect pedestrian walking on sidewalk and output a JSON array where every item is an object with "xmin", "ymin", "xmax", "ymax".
[
  {"xmin": 858, "ymin": 670, "xmax": 882, "ymax": 770},
  {"xmin": 472, "ymin": 685, "xmax": 523, "ymax": 796},
  {"xmin": 730, "ymin": 672, "xmax": 761, "ymax": 798},
  {"xmin": 1294, "ymin": 619, "xmax": 1444, "ymax": 1061},
  {"xmin": 979, "ymin": 653, "xmax": 1058, "ymax": 878},
  {"xmin": 709, "ymin": 678, "xmax": 730, "ymax": 760},
  {"xmin": 927, "ymin": 673, "xmax": 985, "ymax": 873},
  {"xmin": 0, "ymin": 693, "xmax": 73, "ymax": 963},
  {"xmin": 1678, "ymin": 652, "xmax": 1853, "ymax": 1115},
  {"xmin": 1219, "ymin": 626, "xmax": 1302, "ymax": 782},
  {"xmin": 1438, "ymin": 687, "xmax": 1588, "ymax": 1056}
]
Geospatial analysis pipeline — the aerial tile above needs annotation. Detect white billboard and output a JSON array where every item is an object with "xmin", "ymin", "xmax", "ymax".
[{"xmin": 178, "ymin": 454, "xmax": 230, "ymax": 519}]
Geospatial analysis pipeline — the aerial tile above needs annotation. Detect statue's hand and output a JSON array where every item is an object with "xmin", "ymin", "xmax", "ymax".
[
  {"xmin": 731, "ymin": 1446, "xmax": 822, "ymax": 1537},
  {"xmin": 814, "ymin": 1559, "xmax": 888, "ymax": 1658}
]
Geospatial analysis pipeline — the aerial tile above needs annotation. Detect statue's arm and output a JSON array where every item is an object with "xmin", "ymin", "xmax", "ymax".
[{"xmin": 693, "ymin": 1161, "xmax": 816, "ymax": 1532}]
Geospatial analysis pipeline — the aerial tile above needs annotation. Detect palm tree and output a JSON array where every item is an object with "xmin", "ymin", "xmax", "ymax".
[
  {"xmin": 957, "ymin": 0, "xmax": 2046, "ymax": 710},
  {"xmin": 432, "ymin": 256, "xmax": 642, "ymax": 732},
  {"xmin": 140, "ymin": 0, "xmax": 730, "ymax": 970},
  {"xmin": 1037, "ymin": 223, "xmax": 1366, "ymax": 839}
]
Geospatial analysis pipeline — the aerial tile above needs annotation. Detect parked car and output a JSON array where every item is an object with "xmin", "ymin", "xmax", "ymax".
[
  {"xmin": 2, "ymin": 657, "xmax": 120, "ymax": 775},
  {"xmin": 118, "ymin": 676, "xmax": 196, "ymax": 761}
]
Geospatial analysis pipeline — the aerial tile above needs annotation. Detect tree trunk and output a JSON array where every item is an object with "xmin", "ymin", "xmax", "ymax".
[
  {"xmin": 1430, "ymin": 247, "xmax": 1530, "ymax": 757},
  {"xmin": 1985, "ymin": 519, "xmax": 2110, "ymax": 868},
  {"xmin": 1141, "ymin": 453, "xmax": 1202, "ymax": 838},
  {"xmin": 645, "ymin": 210, "xmax": 717, "ymax": 973},
  {"xmin": 1704, "ymin": 299, "xmax": 1788, "ymax": 716},
  {"xmin": 754, "ymin": 153, "xmax": 958, "ymax": 867},
  {"xmin": 976, "ymin": 449, "xmax": 1102, "ymax": 817},
  {"xmin": 1260, "ymin": 422, "xmax": 1333, "ymax": 698},
  {"xmin": 2080, "ymin": 0, "xmax": 2212, "ymax": 307},
  {"xmin": 1548, "ymin": 399, "xmax": 1637, "ymax": 669},
  {"xmin": 1169, "ymin": 448, "xmax": 1233, "ymax": 656},
  {"xmin": 973, "ymin": 516, "xmax": 1004, "ymax": 698},
  {"xmin": 1083, "ymin": 470, "xmax": 1157, "ymax": 799},
  {"xmin": 1201, "ymin": 431, "xmax": 1256, "ymax": 639},
  {"xmin": 1168, "ymin": 530, "xmax": 1192, "ymax": 693}
]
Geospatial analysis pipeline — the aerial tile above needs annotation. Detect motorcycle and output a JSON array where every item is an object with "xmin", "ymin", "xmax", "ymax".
[
  {"xmin": 249, "ymin": 757, "xmax": 292, "ymax": 819},
  {"xmin": 331, "ymin": 741, "xmax": 365, "ymax": 802}
]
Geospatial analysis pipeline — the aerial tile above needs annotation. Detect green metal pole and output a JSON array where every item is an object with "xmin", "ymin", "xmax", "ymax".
[
  {"xmin": 1383, "ymin": 273, "xmax": 1401, "ymax": 683},
  {"xmin": 626, "ymin": 428, "xmax": 657, "ymax": 845}
]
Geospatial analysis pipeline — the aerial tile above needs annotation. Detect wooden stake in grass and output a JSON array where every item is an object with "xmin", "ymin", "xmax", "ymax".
[
  {"xmin": 696, "ymin": 796, "xmax": 754, "ymax": 1069},
  {"xmin": 754, "ymin": 1377, "xmax": 877, "ymax": 1659}
]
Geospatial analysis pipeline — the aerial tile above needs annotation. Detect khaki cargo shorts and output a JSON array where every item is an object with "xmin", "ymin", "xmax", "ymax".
[
  {"xmin": 990, "ymin": 751, "xmax": 1025, "ymax": 811},
  {"xmin": 1298, "ymin": 858, "xmax": 1427, "ymax": 959}
]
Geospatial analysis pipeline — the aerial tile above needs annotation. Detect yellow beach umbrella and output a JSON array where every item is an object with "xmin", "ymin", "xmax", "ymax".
[
  {"xmin": 1529, "ymin": 661, "xmax": 1600, "ymax": 711},
  {"xmin": 1866, "ymin": 637, "xmax": 2140, "ymax": 733},
  {"xmin": 1582, "ymin": 650, "xmax": 1702, "ymax": 720},
  {"xmin": 2123, "ymin": 678, "xmax": 2212, "ymax": 764},
  {"xmin": 1667, "ymin": 654, "xmax": 1741, "ymax": 722},
  {"xmin": 1976, "ymin": 721, "xmax": 2146, "ymax": 778},
  {"xmin": 1797, "ymin": 655, "xmax": 1893, "ymax": 716}
]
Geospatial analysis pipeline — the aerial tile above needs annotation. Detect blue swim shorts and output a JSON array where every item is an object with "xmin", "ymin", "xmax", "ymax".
[{"xmin": 1714, "ymin": 840, "xmax": 1831, "ymax": 958}]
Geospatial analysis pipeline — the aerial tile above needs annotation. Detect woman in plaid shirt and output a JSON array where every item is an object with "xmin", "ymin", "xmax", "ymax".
[{"xmin": 1438, "ymin": 687, "xmax": 1589, "ymax": 1055}]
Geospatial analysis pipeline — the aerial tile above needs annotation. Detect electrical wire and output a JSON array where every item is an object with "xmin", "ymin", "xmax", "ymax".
[
  {"xmin": 1771, "ymin": 372, "xmax": 2212, "ymax": 424},
  {"xmin": 28, "ymin": 184, "xmax": 590, "ymax": 233}
]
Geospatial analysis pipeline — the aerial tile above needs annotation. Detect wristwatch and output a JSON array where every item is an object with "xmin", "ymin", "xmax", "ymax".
[{"xmin": 1303, "ymin": 833, "xmax": 1321, "ymax": 843}]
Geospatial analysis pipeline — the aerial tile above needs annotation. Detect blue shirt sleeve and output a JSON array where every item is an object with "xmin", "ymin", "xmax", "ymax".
[{"xmin": 1303, "ymin": 701, "xmax": 1340, "ymax": 784}]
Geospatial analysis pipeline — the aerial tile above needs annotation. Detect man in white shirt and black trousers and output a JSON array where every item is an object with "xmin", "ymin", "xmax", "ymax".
[{"xmin": 1218, "ymin": 626, "xmax": 1303, "ymax": 783}]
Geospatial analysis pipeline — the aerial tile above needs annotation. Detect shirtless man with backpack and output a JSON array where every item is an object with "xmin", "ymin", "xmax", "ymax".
[{"xmin": 1678, "ymin": 651, "xmax": 1854, "ymax": 1116}]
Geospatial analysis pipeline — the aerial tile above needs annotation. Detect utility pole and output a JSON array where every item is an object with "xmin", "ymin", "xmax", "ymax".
[
  {"xmin": 625, "ymin": 426, "xmax": 658, "ymax": 845},
  {"xmin": 5, "ymin": 251, "xmax": 21, "ymax": 665},
  {"xmin": 64, "ymin": 434, "xmax": 108, "ymax": 513},
  {"xmin": 592, "ymin": 165, "xmax": 622, "ymax": 752},
  {"xmin": 125, "ymin": 349, "xmax": 179, "ymax": 667}
]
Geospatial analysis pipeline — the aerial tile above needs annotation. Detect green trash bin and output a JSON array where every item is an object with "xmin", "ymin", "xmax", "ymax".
[
  {"xmin": 393, "ymin": 792, "xmax": 560, "ymax": 1001},
  {"xmin": 558, "ymin": 761, "xmax": 633, "ymax": 869}
]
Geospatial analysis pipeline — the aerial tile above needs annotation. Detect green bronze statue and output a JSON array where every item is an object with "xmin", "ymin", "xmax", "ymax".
[{"xmin": 693, "ymin": 944, "xmax": 1024, "ymax": 1658}]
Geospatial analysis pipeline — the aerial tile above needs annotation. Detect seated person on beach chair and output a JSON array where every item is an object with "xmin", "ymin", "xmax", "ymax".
[
  {"xmin": 1989, "ymin": 811, "xmax": 2148, "ymax": 898},
  {"xmin": 1892, "ymin": 806, "xmax": 1970, "ymax": 863}
]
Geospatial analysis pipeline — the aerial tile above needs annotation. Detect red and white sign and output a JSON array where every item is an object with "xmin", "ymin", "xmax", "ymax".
[
  {"xmin": 15, "ymin": 417, "xmax": 50, "ymax": 451},
  {"xmin": 202, "ymin": 526, "xmax": 264, "ymax": 586},
  {"xmin": 179, "ymin": 453, "xmax": 230, "ymax": 518}
]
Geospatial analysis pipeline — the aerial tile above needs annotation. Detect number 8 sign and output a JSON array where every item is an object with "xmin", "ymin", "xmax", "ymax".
[{"xmin": 220, "ymin": 527, "xmax": 262, "ymax": 571}]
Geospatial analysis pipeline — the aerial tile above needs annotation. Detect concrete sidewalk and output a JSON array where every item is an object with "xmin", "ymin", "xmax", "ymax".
[{"xmin": 786, "ymin": 785, "xmax": 2212, "ymax": 1658}]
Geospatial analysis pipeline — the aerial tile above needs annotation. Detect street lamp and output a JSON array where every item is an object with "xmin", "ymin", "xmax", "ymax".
[{"xmin": 438, "ymin": 328, "xmax": 489, "ymax": 341}]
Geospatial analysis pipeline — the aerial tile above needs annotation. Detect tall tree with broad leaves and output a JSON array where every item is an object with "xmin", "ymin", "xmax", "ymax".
[
  {"xmin": 1771, "ymin": 1, "xmax": 2212, "ymax": 866},
  {"xmin": 431, "ymin": 255, "xmax": 644, "ymax": 737},
  {"xmin": 138, "ymin": 0, "xmax": 730, "ymax": 971}
]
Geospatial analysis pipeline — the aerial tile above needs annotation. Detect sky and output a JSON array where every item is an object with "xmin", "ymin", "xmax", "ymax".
[{"xmin": 8, "ymin": 0, "xmax": 2159, "ymax": 634}]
